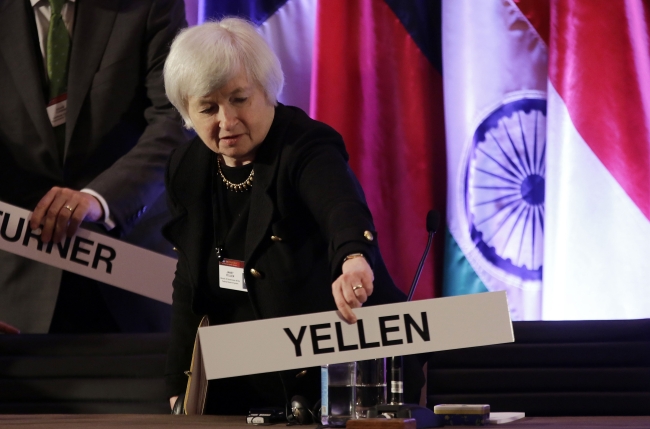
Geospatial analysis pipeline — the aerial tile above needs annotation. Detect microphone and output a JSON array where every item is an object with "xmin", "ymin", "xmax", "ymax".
[
  {"xmin": 389, "ymin": 210, "xmax": 441, "ymax": 408},
  {"xmin": 407, "ymin": 210, "xmax": 440, "ymax": 302},
  {"xmin": 426, "ymin": 210, "xmax": 440, "ymax": 235}
]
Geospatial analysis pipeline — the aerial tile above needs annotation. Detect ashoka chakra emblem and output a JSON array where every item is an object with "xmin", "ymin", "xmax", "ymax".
[{"xmin": 465, "ymin": 97, "xmax": 546, "ymax": 281}]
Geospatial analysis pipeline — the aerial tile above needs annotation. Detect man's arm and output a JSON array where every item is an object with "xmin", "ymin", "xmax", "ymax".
[{"xmin": 30, "ymin": 0, "xmax": 188, "ymax": 242}]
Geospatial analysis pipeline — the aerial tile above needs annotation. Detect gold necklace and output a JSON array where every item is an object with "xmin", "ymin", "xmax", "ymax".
[{"xmin": 217, "ymin": 157, "xmax": 254, "ymax": 192}]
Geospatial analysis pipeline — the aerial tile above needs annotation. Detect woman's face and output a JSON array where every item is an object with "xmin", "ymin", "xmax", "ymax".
[{"xmin": 187, "ymin": 71, "xmax": 275, "ymax": 166}]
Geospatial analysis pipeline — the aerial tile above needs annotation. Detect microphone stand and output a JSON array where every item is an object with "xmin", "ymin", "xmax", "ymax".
[
  {"xmin": 374, "ymin": 211, "xmax": 442, "ymax": 427},
  {"xmin": 391, "ymin": 210, "xmax": 439, "ymax": 404}
]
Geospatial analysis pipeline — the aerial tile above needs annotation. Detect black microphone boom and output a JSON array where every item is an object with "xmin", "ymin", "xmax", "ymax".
[
  {"xmin": 388, "ymin": 209, "xmax": 444, "ymax": 425},
  {"xmin": 407, "ymin": 210, "xmax": 440, "ymax": 302}
]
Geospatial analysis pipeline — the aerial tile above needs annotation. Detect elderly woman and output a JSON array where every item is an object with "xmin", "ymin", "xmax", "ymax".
[{"xmin": 163, "ymin": 18, "xmax": 422, "ymax": 414}]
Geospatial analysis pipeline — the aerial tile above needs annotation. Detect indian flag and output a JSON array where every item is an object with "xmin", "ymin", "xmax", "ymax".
[{"xmin": 442, "ymin": 0, "xmax": 548, "ymax": 320}]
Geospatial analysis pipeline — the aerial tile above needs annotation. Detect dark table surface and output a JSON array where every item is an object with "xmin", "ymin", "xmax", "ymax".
[{"xmin": 1, "ymin": 415, "xmax": 650, "ymax": 429}]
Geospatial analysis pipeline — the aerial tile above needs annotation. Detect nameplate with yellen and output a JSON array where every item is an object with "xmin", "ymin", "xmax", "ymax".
[{"xmin": 198, "ymin": 291, "xmax": 513, "ymax": 380}]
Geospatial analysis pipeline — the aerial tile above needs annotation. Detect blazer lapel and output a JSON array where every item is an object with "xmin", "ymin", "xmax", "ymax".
[
  {"xmin": 245, "ymin": 106, "xmax": 293, "ymax": 262},
  {"xmin": 0, "ymin": 0, "xmax": 58, "ymax": 163},
  {"xmin": 66, "ymin": 0, "xmax": 118, "ymax": 150},
  {"xmin": 163, "ymin": 141, "xmax": 214, "ymax": 293}
]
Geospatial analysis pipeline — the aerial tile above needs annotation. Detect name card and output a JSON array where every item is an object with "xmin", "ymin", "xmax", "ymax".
[
  {"xmin": 199, "ymin": 291, "xmax": 513, "ymax": 379},
  {"xmin": 0, "ymin": 201, "xmax": 175, "ymax": 304}
]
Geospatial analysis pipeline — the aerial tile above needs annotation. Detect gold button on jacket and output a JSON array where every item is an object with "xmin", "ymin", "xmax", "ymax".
[
  {"xmin": 270, "ymin": 235, "xmax": 282, "ymax": 242},
  {"xmin": 363, "ymin": 230, "xmax": 374, "ymax": 241},
  {"xmin": 250, "ymin": 268, "xmax": 263, "ymax": 279}
]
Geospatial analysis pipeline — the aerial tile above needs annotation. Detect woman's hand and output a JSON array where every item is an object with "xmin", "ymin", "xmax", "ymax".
[
  {"xmin": 170, "ymin": 395, "xmax": 179, "ymax": 410},
  {"xmin": 332, "ymin": 256, "xmax": 374, "ymax": 324}
]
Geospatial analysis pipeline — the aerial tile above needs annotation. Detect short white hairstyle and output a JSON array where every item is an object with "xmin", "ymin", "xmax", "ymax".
[{"xmin": 164, "ymin": 17, "xmax": 284, "ymax": 128}]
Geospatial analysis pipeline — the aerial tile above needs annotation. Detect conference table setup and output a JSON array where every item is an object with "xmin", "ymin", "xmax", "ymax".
[
  {"xmin": 3, "ymin": 0, "xmax": 650, "ymax": 428},
  {"xmin": 2, "ymin": 415, "xmax": 650, "ymax": 429},
  {"xmin": 1, "ymin": 318, "xmax": 649, "ymax": 428}
]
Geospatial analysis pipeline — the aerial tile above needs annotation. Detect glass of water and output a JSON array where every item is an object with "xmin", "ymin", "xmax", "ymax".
[
  {"xmin": 321, "ymin": 362, "xmax": 356, "ymax": 426},
  {"xmin": 354, "ymin": 358, "xmax": 387, "ymax": 418},
  {"xmin": 321, "ymin": 359, "xmax": 387, "ymax": 426}
]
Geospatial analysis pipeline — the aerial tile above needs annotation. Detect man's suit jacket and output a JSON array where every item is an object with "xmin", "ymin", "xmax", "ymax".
[
  {"xmin": 163, "ymin": 104, "xmax": 409, "ymax": 400},
  {"xmin": 0, "ymin": 0, "xmax": 187, "ymax": 331},
  {"xmin": 0, "ymin": 0, "xmax": 186, "ymax": 240}
]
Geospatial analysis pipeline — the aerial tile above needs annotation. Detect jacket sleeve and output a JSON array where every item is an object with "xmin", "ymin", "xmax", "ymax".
[
  {"xmin": 163, "ymin": 151, "xmax": 203, "ymax": 398},
  {"xmin": 164, "ymin": 253, "xmax": 202, "ymax": 398},
  {"xmin": 86, "ymin": 0, "xmax": 188, "ymax": 236},
  {"xmin": 287, "ymin": 127, "xmax": 381, "ymax": 280}
]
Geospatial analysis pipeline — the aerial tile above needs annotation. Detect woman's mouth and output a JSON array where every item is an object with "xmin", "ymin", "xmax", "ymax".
[{"xmin": 220, "ymin": 135, "xmax": 241, "ymax": 146}]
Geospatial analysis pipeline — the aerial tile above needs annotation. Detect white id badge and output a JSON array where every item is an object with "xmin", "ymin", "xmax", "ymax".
[
  {"xmin": 46, "ymin": 94, "xmax": 67, "ymax": 127},
  {"xmin": 219, "ymin": 258, "xmax": 247, "ymax": 292}
]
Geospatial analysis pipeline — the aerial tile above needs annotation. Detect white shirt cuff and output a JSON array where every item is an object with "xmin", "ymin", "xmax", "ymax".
[{"xmin": 80, "ymin": 188, "xmax": 116, "ymax": 230}]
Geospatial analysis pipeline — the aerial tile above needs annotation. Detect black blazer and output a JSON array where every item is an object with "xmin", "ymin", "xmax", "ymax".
[{"xmin": 163, "ymin": 105, "xmax": 408, "ymax": 397}]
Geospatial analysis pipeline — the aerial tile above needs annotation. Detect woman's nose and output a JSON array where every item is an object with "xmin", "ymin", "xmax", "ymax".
[{"xmin": 217, "ymin": 106, "xmax": 237, "ymax": 129}]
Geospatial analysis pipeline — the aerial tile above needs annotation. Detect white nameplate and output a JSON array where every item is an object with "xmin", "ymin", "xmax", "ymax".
[
  {"xmin": 199, "ymin": 291, "xmax": 513, "ymax": 379},
  {"xmin": 0, "ymin": 200, "xmax": 174, "ymax": 304}
]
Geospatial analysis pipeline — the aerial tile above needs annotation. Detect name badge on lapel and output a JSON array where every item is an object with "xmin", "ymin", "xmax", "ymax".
[
  {"xmin": 219, "ymin": 258, "xmax": 247, "ymax": 292},
  {"xmin": 46, "ymin": 94, "xmax": 67, "ymax": 127}
]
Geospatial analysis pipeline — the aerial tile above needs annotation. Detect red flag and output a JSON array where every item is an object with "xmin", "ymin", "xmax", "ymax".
[{"xmin": 310, "ymin": 0, "xmax": 446, "ymax": 299}]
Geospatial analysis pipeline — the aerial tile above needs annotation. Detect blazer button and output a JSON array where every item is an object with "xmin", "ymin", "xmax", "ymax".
[
  {"xmin": 250, "ymin": 268, "xmax": 263, "ymax": 279},
  {"xmin": 172, "ymin": 247, "xmax": 178, "ymax": 252},
  {"xmin": 363, "ymin": 230, "xmax": 374, "ymax": 241},
  {"xmin": 270, "ymin": 235, "xmax": 282, "ymax": 242}
]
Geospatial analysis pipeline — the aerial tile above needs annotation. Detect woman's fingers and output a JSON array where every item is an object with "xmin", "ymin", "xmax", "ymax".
[
  {"xmin": 169, "ymin": 396, "xmax": 179, "ymax": 410},
  {"xmin": 332, "ymin": 256, "xmax": 376, "ymax": 324},
  {"xmin": 332, "ymin": 279, "xmax": 358, "ymax": 323}
]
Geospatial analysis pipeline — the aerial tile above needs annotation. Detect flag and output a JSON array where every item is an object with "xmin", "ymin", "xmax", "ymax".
[
  {"xmin": 543, "ymin": 0, "xmax": 650, "ymax": 320},
  {"xmin": 442, "ymin": 0, "xmax": 549, "ymax": 320},
  {"xmin": 310, "ymin": 0, "xmax": 446, "ymax": 298}
]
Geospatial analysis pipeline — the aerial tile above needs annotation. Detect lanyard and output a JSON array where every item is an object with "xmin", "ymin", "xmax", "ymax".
[
  {"xmin": 211, "ymin": 154, "xmax": 253, "ymax": 261},
  {"xmin": 211, "ymin": 155, "xmax": 229, "ymax": 261}
]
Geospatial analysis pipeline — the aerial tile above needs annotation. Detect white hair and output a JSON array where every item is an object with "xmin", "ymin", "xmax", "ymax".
[{"xmin": 164, "ymin": 17, "xmax": 284, "ymax": 128}]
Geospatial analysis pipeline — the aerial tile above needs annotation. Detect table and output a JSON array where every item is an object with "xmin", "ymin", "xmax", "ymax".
[{"xmin": 0, "ymin": 415, "xmax": 649, "ymax": 428}]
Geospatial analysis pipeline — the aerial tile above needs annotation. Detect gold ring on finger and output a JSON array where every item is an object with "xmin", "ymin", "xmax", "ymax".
[
  {"xmin": 352, "ymin": 284, "xmax": 363, "ymax": 291},
  {"xmin": 64, "ymin": 205, "xmax": 74, "ymax": 212}
]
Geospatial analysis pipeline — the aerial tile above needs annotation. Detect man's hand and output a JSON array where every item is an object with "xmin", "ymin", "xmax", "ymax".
[
  {"xmin": 29, "ymin": 187, "xmax": 104, "ymax": 243},
  {"xmin": 331, "ymin": 256, "xmax": 374, "ymax": 324},
  {"xmin": 0, "ymin": 321, "xmax": 20, "ymax": 334}
]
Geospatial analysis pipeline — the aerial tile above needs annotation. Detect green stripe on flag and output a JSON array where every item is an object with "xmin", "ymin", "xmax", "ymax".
[{"xmin": 443, "ymin": 227, "xmax": 488, "ymax": 296}]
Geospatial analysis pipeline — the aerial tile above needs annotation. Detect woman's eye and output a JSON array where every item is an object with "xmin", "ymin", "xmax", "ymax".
[
  {"xmin": 233, "ymin": 97, "xmax": 247, "ymax": 104},
  {"xmin": 200, "ymin": 106, "xmax": 215, "ymax": 114}
]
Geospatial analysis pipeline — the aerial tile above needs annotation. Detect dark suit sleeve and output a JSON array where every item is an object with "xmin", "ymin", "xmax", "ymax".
[
  {"xmin": 86, "ymin": 0, "xmax": 187, "ymax": 235},
  {"xmin": 288, "ymin": 126, "xmax": 381, "ymax": 279}
]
